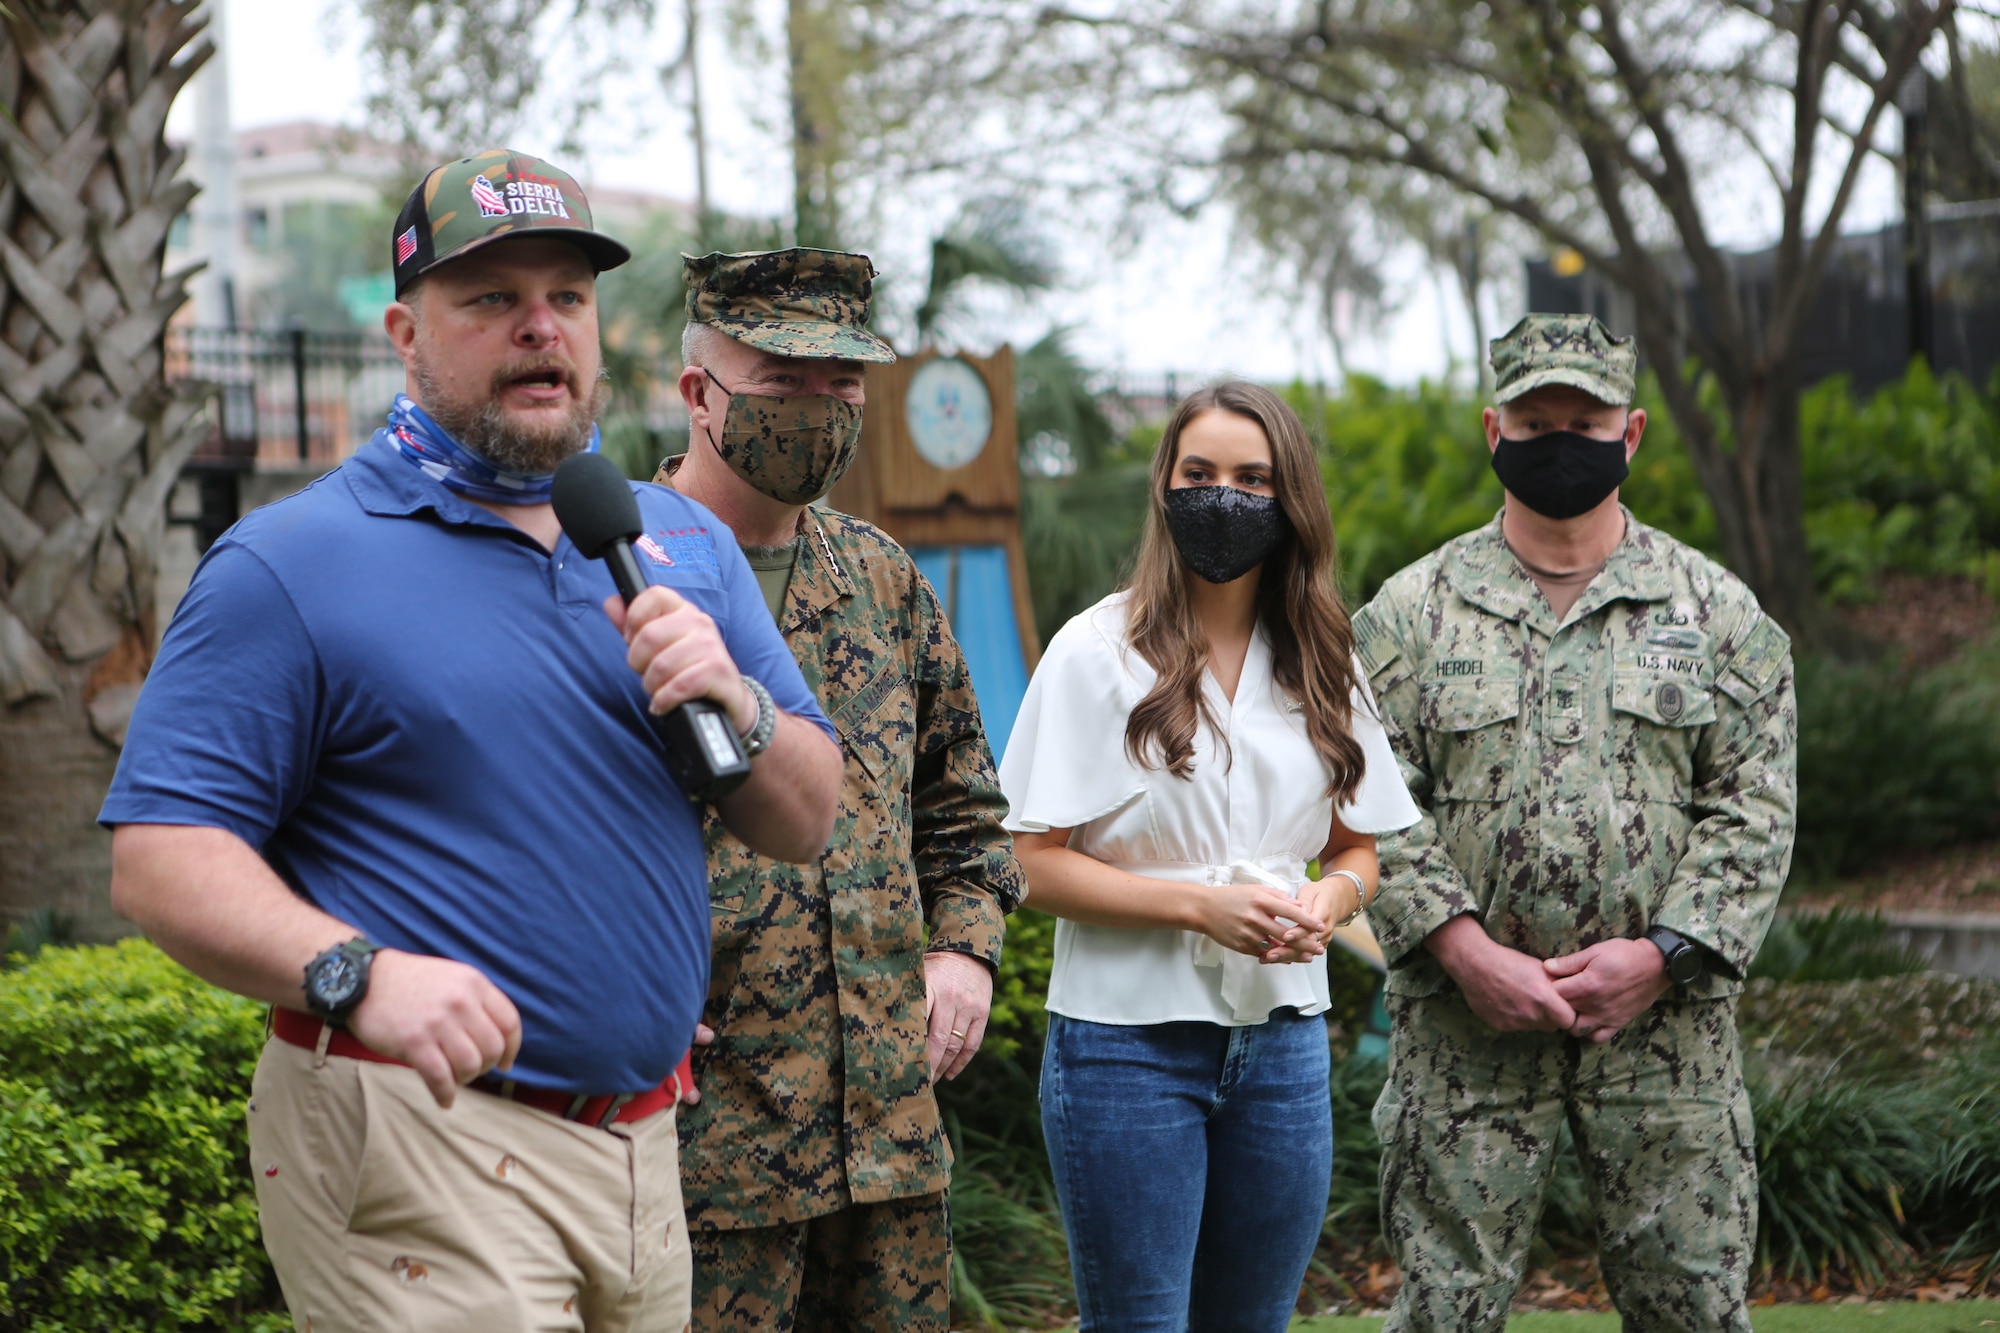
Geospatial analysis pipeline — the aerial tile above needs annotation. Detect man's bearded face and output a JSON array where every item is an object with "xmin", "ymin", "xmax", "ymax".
[{"xmin": 412, "ymin": 342, "xmax": 609, "ymax": 476}]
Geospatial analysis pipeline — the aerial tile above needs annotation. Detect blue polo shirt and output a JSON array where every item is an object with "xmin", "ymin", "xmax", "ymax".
[{"xmin": 101, "ymin": 435, "xmax": 833, "ymax": 1094}]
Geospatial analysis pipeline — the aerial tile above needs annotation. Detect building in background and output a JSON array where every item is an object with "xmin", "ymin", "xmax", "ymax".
[
  {"xmin": 160, "ymin": 119, "xmax": 691, "ymax": 629},
  {"xmin": 171, "ymin": 121, "xmax": 690, "ymax": 333},
  {"xmin": 1525, "ymin": 203, "xmax": 2000, "ymax": 394}
]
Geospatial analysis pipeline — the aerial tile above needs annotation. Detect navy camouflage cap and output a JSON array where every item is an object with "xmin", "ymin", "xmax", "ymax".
[
  {"xmin": 392, "ymin": 149, "xmax": 630, "ymax": 296},
  {"xmin": 1490, "ymin": 313, "xmax": 1637, "ymax": 405},
  {"xmin": 683, "ymin": 248, "xmax": 896, "ymax": 364}
]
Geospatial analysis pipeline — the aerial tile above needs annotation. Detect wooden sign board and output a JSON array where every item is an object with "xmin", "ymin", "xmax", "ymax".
[{"xmin": 828, "ymin": 346, "xmax": 1040, "ymax": 665}]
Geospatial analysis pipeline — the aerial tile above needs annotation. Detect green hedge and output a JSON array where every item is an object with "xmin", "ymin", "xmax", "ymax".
[
  {"xmin": 0, "ymin": 940, "xmax": 284, "ymax": 1333},
  {"xmin": 1291, "ymin": 361, "xmax": 2000, "ymax": 607},
  {"xmin": 1026, "ymin": 365, "xmax": 2000, "ymax": 882}
]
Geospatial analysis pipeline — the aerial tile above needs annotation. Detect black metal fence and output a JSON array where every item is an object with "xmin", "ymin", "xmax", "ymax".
[{"xmin": 165, "ymin": 327, "xmax": 405, "ymax": 469}]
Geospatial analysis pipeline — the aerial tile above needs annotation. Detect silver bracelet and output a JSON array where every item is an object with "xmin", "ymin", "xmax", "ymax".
[
  {"xmin": 1326, "ymin": 869, "xmax": 1368, "ymax": 926},
  {"xmin": 738, "ymin": 674, "xmax": 777, "ymax": 758}
]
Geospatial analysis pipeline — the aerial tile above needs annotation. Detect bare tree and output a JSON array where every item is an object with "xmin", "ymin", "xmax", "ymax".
[
  {"xmin": 0, "ymin": 0, "xmax": 215, "ymax": 935},
  {"xmin": 353, "ymin": 0, "xmax": 657, "ymax": 167},
  {"xmin": 945, "ymin": 0, "xmax": 1987, "ymax": 645}
]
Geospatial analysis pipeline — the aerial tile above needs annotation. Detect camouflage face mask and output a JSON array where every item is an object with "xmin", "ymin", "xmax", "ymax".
[{"xmin": 703, "ymin": 368, "xmax": 863, "ymax": 505}]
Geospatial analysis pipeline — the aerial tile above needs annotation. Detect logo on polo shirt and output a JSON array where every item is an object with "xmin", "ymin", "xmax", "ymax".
[
  {"xmin": 636, "ymin": 534, "xmax": 675, "ymax": 566},
  {"xmin": 652, "ymin": 526, "xmax": 719, "ymax": 574}
]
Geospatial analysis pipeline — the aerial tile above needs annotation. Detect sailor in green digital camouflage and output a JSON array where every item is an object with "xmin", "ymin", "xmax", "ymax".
[
  {"xmin": 657, "ymin": 248, "xmax": 1025, "ymax": 1333},
  {"xmin": 1353, "ymin": 313, "xmax": 1797, "ymax": 1333}
]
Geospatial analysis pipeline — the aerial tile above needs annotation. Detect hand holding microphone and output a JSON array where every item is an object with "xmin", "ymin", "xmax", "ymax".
[{"xmin": 552, "ymin": 453, "xmax": 754, "ymax": 800}]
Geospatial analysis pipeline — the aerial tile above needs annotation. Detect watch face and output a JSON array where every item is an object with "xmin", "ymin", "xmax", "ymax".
[
  {"xmin": 313, "ymin": 953, "xmax": 360, "ymax": 1006},
  {"xmin": 905, "ymin": 357, "xmax": 993, "ymax": 471}
]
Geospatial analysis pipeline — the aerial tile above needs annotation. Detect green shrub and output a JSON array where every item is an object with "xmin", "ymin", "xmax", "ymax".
[
  {"xmin": 0, "ymin": 940, "xmax": 284, "ymax": 1333},
  {"xmin": 937, "ymin": 1016, "xmax": 1071, "ymax": 1329},
  {"xmin": 1747, "ymin": 908, "xmax": 1930, "ymax": 984},
  {"xmin": 1750, "ymin": 1057, "xmax": 1932, "ymax": 1282},
  {"xmin": 982, "ymin": 908, "xmax": 1056, "ymax": 1059},
  {"xmin": 1289, "ymin": 363, "xmax": 2000, "ymax": 606},
  {"xmin": 1791, "ymin": 644, "xmax": 2000, "ymax": 879},
  {"xmin": 1, "ymin": 908, "xmax": 78, "ymax": 967}
]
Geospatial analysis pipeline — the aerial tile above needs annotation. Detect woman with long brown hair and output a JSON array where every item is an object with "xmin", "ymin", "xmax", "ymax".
[{"xmin": 999, "ymin": 381, "xmax": 1419, "ymax": 1331}]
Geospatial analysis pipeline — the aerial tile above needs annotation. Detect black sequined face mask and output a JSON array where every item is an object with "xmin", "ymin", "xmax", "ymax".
[{"xmin": 1161, "ymin": 484, "xmax": 1291, "ymax": 584}]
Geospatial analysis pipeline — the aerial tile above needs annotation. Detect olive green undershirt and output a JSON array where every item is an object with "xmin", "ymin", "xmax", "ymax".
[{"xmin": 741, "ymin": 539, "xmax": 801, "ymax": 622}]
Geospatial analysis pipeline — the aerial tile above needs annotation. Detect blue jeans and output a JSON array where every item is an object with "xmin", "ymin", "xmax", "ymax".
[{"xmin": 1040, "ymin": 1010, "xmax": 1335, "ymax": 1332}]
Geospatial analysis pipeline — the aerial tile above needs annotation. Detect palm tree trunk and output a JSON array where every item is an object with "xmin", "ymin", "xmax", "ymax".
[{"xmin": 0, "ymin": 0, "xmax": 214, "ymax": 938}]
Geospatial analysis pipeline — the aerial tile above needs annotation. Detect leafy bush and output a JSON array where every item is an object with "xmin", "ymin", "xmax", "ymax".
[
  {"xmin": 1751, "ymin": 1058, "xmax": 1933, "ymax": 1282},
  {"xmin": 982, "ymin": 908, "xmax": 1056, "ymax": 1058},
  {"xmin": 938, "ymin": 1047, "xmax": 1071, "ymax": 1331},
  {"xmin": 1791, "ymin": 641, "xmax": 2000, "ymax": 879},
  {"xmin": 0, "ymin": 940, "xmax": 284, "ymax": 1333},
  {"xmin": 1297, "ymin": 364, "xmax": 2000, "ymax": 607},
  {"xmin": 1748, "ymin": 908, "xmax": 1931, "ymax": 984}
]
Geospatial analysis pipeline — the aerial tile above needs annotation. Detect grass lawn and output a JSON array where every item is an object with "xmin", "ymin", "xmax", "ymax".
[{"xmin": 1290, "ymin": 1306, "xmax": 2000, "ymax": 1332}]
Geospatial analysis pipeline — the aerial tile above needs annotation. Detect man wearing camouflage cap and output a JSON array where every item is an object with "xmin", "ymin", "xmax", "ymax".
[
  {"xmin": 103, "ymin": 153, "xmax": 844, "ymax": 1333},
  {"xmin": 1352, "ymin": 313, "xmax": 1797, "ymax": 1331},
  {"xmin": 657, "ymin": 249, "xmax": 1025, "ymax": 1332}
]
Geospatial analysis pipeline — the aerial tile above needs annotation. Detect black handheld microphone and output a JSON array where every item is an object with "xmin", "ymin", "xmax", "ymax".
[{"xmin": 552, "ymin": 452, "xmax": 753, "ymax": 801}]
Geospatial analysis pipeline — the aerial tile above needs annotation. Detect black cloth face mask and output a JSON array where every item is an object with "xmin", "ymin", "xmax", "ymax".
[
  {"xmin": 1491, "ymin": 429, "xmax": 1630, "ymax": 520},
  {"xmin": 1161, "ymin": 484, "xmax": 1291, "ymax": 584}
]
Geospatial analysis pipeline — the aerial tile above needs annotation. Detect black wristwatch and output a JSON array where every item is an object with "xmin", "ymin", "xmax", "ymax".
[
  {"xmin": 1645, "ymin": 926, "xmax": 1703, "ymax": 986},
  {"xmin": 303, "ymin": 937, "xmax": 381, "ymax": 1027}
]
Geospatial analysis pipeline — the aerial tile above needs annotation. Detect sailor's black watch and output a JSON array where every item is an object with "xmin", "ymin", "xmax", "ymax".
[
  {"xmin": 1645, "ymin": 925, "xmax": 1703, "ymax": 986},
  {"xmin": 303, "ymin": 937, "xmax": 382, "ymax": 1027}
]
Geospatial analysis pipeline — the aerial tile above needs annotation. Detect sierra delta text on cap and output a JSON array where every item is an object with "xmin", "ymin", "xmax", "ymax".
[
  {"xmin": 1489, "ymin": 312, "xmax": 1637, "ymax": 406},
  {"xmin": 683, "ymin": 248, "xmax": 896, "ymax": 365},
  {"xmin": 392, "ymin": 149, "xmax": 631, "ymax": 296}
]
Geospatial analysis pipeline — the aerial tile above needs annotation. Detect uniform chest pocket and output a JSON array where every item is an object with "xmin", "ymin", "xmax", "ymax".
[
  {"xmin": 1611, "ymin": 670, "xmax": 1714, "ymax": 803},
  {"xmin": 835, "ymin": 664, "xmax": 917, "ymax": 797},
  {"xmin": 1419, "ymin": 675, "xmax": 1522, "ymax": 802}
]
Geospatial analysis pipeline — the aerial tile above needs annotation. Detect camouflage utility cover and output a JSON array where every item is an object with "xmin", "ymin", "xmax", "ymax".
[
  {"xmin": 393, "ymin": 149, "xmax": 629, "ymax": 295},
  {"xmin": 1490, "ymin": 312, "xmax": 1637, "ymax": 406},
  {"xmin": 684, "ymin": 249, "xmax": 898, "ymax": 365},
  {"xmin": 661, "ymin": 493, "xmax": 1024, "ymax": 1228},
  {"xmin": 1353, "ymin": 509, "xmax": 1797, "ymax": 1000}
]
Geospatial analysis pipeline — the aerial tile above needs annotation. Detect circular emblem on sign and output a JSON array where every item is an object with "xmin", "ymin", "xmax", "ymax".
[
  {"xmin": 1656, "ymin": 680, "xmax": 1685, "ymax": 721},
  {"xmin": 905, "ymin": 357, "xmax": 993, "ymax": 471}
]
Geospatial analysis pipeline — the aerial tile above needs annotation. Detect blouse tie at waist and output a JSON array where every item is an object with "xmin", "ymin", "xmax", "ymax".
[{"xmin": 1116, "ymin": 855, "xmax": 1313, "ymax": 1022}]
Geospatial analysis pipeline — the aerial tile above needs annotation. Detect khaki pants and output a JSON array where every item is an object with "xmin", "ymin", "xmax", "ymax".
[{"xmin": 248, "ymin": 1036, "xmax": 692, "ymax": 1333}]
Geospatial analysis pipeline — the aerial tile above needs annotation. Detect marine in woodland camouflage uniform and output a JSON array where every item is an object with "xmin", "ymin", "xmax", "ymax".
[
  {"xmin": 658, "ymin": 250, "xmax": 1025, "ymax": 1333},
  {"xmin": 1354, "ymin": 314, "xmax": 1798, "ymax": 1333}
]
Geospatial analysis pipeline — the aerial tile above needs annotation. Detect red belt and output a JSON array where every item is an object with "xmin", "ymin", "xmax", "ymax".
[{"xmin": 270, "ymin": 1007, "xmax": 689, "ymax": 1130}]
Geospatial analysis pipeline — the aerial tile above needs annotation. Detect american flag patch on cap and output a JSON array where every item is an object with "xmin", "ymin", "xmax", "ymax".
[{"xmin": 395, "ymin": 226, "xmax": 419, "ymax": 265}]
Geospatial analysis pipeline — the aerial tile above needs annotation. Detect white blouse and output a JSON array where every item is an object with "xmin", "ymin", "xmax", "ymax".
[{"xmin": 1000, "ymin": 591, "xmax": 1422, "ymax": 1027}]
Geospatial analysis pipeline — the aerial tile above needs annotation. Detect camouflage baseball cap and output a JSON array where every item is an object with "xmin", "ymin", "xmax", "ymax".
[
  {"xmin": 683, "ymin": 248, "xmax": 896, "ymax": 364},
  {"xmin": 392, "ymin": 149, "xmax": 630, "ymax": 296},
  {"xmin": 1490, "ymin": 313, "xmax": 1637, "ymax": 405}
]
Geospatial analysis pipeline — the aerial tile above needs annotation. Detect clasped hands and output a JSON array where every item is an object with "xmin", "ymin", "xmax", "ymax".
[
  {"xmin": 1190, "ymin": 874, "xmax": 1361, "ymax": 967},
  {"xmin": 1425, "ymin": 915, "xmax": 1670, "ymax": 1043}
]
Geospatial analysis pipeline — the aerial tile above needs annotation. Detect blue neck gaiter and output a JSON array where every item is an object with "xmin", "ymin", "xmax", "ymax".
[{"xmin": 387, "ymin": 392, "xmax": 599, "ymax": 506}]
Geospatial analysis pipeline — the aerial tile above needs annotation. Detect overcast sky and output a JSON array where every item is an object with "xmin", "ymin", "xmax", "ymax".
[{"xmin": 170, "ymin": 0, "xmax": 1912, "ymax": 386}]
